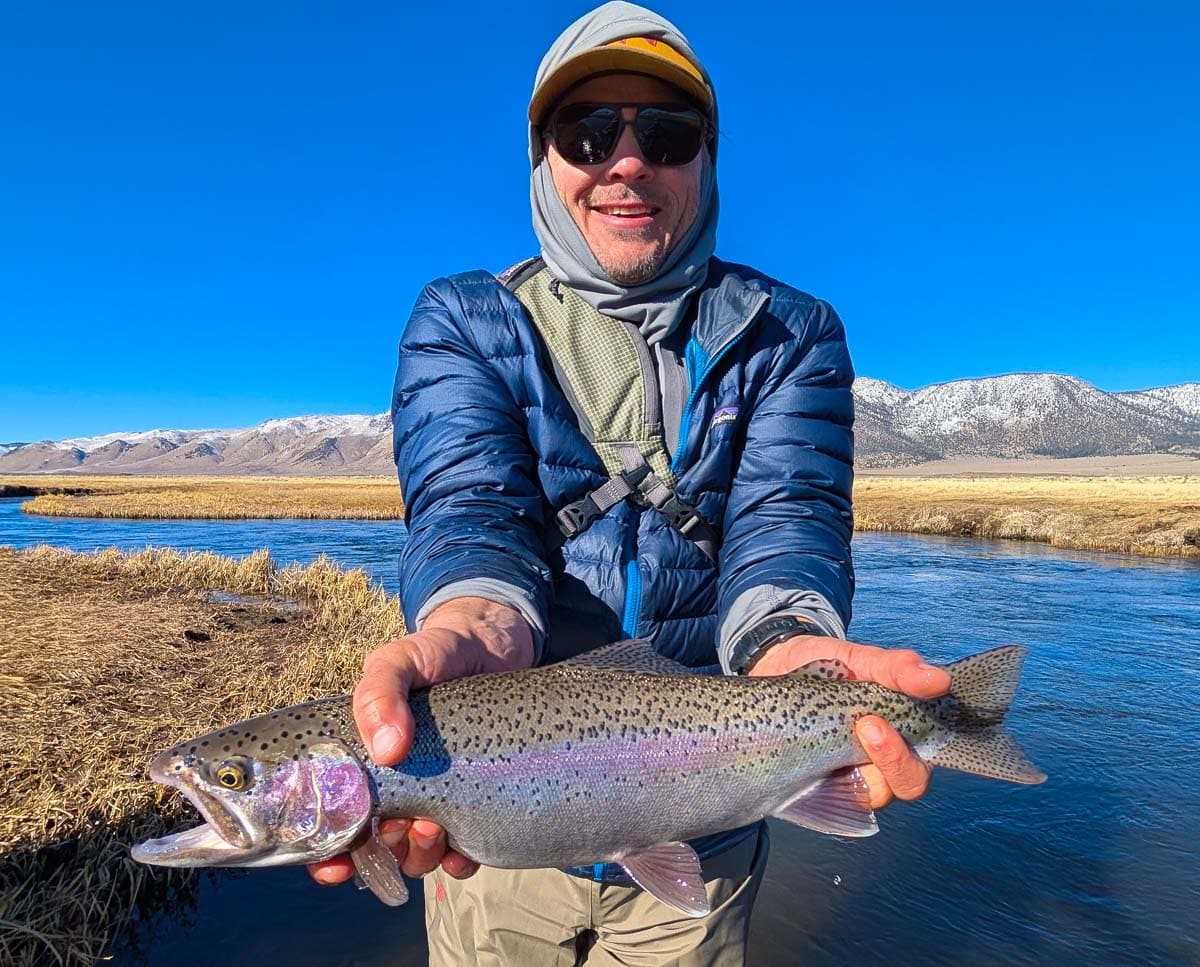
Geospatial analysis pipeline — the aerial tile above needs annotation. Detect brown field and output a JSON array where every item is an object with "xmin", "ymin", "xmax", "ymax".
[
  {"xmin": 5, "ymin": 474, "xmax": 405, "ymax": 519},
  {"xmin": 4, "ymin": 470, "xmax": 1199, "ymax": 558},
  {"xmin": 0, "ymin": 546, "xmax": 404, "ymax": 966},
  {"xmin": 855, "ymin": 475, "xmax": 1200, "ymax": 557}
]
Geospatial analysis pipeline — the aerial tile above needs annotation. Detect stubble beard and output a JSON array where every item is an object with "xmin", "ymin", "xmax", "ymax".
[{"xmin": 595, "ymin": 243, "xmax": 667, "ymax": 285}]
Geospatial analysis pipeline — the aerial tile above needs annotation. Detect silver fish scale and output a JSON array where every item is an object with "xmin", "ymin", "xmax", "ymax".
[{"xmin": 359, "ymin": 666, "xmax": 944, "ymax": 870}]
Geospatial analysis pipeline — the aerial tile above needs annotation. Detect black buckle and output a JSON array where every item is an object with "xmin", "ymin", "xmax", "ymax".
[
  {"xmin": 659, "ymin": 495, "xmax": 703, "ymax": 535},
  {"xmin": 556, "ymin": 495, "xmax": 602, "ymax": 537}
]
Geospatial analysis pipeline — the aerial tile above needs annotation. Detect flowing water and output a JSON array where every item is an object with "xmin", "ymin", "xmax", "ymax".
[{"xmin": 2, "ymin": 497, "xmax": 1197, "ymax": 965}]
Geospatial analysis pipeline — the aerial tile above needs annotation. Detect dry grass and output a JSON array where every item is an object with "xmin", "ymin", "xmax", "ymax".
[
  {"xmin": 855, "ymin": 475, "xmax": 1200, "ymax": 557},
  {"xmin": 6, "ymin": 475, "xmax": 404, "ymax": 520},
  {"xmin": 0, "ymin": 545, "xmax": 404, "ymax": 966}
]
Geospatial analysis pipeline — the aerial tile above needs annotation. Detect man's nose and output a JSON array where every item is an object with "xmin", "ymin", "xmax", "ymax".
[{"xmin": 605, "ymin": 115, "xmax": 653, "ymax": 182}]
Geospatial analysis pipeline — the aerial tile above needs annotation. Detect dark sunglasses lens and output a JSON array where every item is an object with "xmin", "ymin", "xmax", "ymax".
[
  {"xmin": 553, "ymin": 105, "xmax": 621, "ymax": 164},
  {"xmin": 634, "ymin": 108, "xmax": 706, "ymax": 165}
]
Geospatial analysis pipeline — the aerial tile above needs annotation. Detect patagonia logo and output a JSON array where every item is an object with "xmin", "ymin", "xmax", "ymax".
[{"xmin": 709, "ymin": 405, "xmax": 740, "ymax": 429}]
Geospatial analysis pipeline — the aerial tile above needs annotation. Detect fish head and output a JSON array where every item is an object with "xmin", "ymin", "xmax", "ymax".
[{"xmin": 131, "ymin": 712, "xmax": 373, "ymax": 869}]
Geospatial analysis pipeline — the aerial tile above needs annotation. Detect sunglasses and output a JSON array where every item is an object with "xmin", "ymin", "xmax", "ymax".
[{"xmin": 543, "ymin": 102, "xmax": 712, "ymax": 167}]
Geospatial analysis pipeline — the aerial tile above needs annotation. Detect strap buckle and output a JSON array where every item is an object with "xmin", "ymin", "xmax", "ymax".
[
  {"xmin": 556, "ymin": 495, "xmax": 603, "ymax": 538},
  {"xmin": 658, "ymin": 495, "xmax": 704, "ymax": 535}
]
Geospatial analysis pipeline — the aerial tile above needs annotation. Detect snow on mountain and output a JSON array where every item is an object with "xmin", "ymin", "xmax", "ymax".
[
  {"xmin": 55, "ymin": 427, "xmax": 228, "ymax": 454},
  {"xmin": 1116, "ymin": 383, "xmax": 1200, "ymax": 424},
  {"xmin": 1, "ymin": 375, "xmax": 1197, "ymax": 475},
  {"xmin": 851, "ymin": 377, "xmax": 909, "ymax": 409},
  {"xmin": 252, "ymin": 414, "xmax": 389, "ymax": 438}
]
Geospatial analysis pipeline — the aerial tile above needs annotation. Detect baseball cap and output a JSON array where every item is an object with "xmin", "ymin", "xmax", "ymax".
[{"xmin": 528, "ymin": 35, "xmax": 714, "ymax": 126}]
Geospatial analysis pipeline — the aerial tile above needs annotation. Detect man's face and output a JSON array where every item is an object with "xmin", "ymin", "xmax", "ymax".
[{"xmin": 544, "ymin": 73, "xmax": 705, "ymax": 285}]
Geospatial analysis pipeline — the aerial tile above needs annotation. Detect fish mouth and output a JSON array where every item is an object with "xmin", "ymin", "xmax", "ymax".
[{"xmin": 131, "ymin": 755, "xmax": 257, "ymax": 866}]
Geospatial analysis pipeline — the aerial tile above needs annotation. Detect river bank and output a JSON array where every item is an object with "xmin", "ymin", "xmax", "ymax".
[
  {"xmin": 4, "ymin": 471, "xmax": 1198, "ymax": 559},
  {"xmin": 0, "ymin": 545, "xmax": 403, "ymax": 967}
]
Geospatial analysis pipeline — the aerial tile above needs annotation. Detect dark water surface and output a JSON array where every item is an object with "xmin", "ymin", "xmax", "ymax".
[{"xmin": 3, "ymin": 498, "xmax": 1198, "ymax": 965}]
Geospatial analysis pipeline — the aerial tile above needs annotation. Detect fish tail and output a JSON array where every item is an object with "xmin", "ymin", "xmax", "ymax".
[{"xmin": 930, "ymin": 645, "xmax": 1047, "ymax": 785}]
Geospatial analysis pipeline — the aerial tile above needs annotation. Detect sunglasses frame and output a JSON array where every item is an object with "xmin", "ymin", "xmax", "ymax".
[{"xmin": 541, "ymin": 102, "xmax": 713, "ymax": 167}]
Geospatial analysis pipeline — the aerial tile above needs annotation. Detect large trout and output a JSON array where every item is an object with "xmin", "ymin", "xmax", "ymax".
[{"xmin": 132, "ymin": 641, "xmax": 1045, "ymax": 916}]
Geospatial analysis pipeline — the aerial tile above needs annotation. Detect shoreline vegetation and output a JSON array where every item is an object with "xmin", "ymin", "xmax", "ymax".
[
  {"xmin": 0, "ymin": 545, "xmax": 403, "ymax": 967},
  {"xmin": 3, "ymin": 472, "xmax": 1198, "ymax": 559}
]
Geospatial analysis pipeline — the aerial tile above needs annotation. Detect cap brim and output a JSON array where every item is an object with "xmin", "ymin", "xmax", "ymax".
[{"xmin": 529, "ymin": 47, "xmax": 712, "ymax": 124}]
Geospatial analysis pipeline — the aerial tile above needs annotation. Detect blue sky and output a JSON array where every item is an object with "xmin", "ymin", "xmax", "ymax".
[{"xmin": 1, "ymin": 1, "xmax": 1196, "ymax": 441}]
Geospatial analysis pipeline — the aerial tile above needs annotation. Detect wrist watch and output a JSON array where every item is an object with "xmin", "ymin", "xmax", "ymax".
[{"xmin": 732, "ymin": 614, "xmax": 826, "ymax": 675}]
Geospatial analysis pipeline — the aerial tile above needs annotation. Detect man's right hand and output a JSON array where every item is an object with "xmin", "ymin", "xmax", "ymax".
[{"xmin": 306, "ymin": 598, "xmax": 535, "ymax": 887}]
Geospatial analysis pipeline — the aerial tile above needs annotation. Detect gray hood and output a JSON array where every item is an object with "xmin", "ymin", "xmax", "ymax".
[{"xmin": 528, "ymin": 1, "xmax": 719, "ymax": 345}]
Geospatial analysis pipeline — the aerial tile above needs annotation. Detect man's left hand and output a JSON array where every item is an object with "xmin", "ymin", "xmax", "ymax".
[{"xmin": 747, "ymin": 637, "xmax": 952, "ymax": 809}]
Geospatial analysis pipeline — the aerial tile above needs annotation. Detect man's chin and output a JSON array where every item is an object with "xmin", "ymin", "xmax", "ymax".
[{"xmin": 595, "ymin": 248, "xmax": 666, "ymax": 286}]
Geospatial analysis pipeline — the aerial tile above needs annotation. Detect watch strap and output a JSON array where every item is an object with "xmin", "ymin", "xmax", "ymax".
[{"xmin": 732, "ymin": 614, "xmax": 826, "ymax": 675}]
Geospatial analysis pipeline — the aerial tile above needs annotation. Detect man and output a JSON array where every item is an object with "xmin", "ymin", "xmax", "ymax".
[{"xmin": 311, "ymin": 3, "xmax": 950, "ymax": 962}]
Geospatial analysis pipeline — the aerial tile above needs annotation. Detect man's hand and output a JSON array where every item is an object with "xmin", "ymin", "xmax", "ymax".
[
  {"xmin": 747, "ymin": 636, "xmax": 951, "ymax": 809},
  {"xmin": 307, "ymin": 598, "xmax": 533, "ymax": 887}
]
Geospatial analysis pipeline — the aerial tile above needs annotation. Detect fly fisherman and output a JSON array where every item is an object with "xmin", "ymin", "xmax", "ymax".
[{"xmin": 311, "ymin": 3, "xmax": 951, "ymax": 961}]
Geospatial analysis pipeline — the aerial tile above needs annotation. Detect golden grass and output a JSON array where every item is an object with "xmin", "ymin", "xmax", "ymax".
[
  {"xmin": 6, "ymin": 472, "xmax": 1200, "ymax": 557},
  {"xmin": 855, "ymin": 475, "xmax": 1200, "ymax": 557},
  {"xmin": 0, "ymin": 545, "xmax": 404, "ymax": 966},
  {"xmin": 7, "ymin": 474, "xmax": 404, "ymax": 520}
]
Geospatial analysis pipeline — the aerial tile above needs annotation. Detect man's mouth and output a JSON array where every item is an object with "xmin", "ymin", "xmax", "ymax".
[{"xmin": 591, "ymin": 203, "xmax": 661, "ymax": 226}]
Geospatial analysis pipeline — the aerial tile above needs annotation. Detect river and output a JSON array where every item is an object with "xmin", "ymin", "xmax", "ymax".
[{"xmin": 2, "ymin": 497, "xmax": 1197, "ymax": 965}]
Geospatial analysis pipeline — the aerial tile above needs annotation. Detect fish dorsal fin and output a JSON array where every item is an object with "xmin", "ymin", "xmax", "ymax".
[
  {"xmin": 350, "ymin": 817, "xmax": 410, "ymax": 907},
  {"xmin": 557, "ymin": 639, "xmax": 715, "ymax": 676},
  {"xmin": 789, "ymin": 658, "xmax": 854, "ymax": 682},
  {"xmin": 618, "ymin": 842, "xmax": 710, "ymax": 917},
  {"xmin": 774, "ymin": 767, "xmax": 878, "ymax": 837}
]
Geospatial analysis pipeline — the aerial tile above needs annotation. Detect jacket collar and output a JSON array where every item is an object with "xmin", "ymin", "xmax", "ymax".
[{"xmin": 691, "ymin": 259, "xmax": 773, "ymax": 360}]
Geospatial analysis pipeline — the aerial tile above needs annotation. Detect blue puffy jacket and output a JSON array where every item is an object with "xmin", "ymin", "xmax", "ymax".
[{"xmin": 391, "ymin": 258, "xmax": 855, "ymax": 669}]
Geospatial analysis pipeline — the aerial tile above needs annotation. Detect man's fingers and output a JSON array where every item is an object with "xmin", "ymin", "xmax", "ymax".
[
  {"xmin": 842, "ymin": 645, "xmax": 951, "ymax": 699},
  {"xmin": 353, "ymin": 641, "xmax": 417, "ymax": 766},
  {"xmin": 307, "ymin": 854, "xmax": 356, "ymax": 886},
  {"xmin": 855, "ymin": 764, "xmax": 893, "ymax": 811},
  {"xmin": 402, "ymin": 819, "xmax": 448, "ymax": 878},
  {"xmin": 441, "ymin": 849, "xmax": 480, "ymax": 880},
  {"xmin": 856, "ymin": 715, "xmax": 932, "ymax": 803}
]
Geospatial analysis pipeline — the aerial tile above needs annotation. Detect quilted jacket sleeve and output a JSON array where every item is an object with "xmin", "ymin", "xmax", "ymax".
[
  {"xmin": 716, "ymin": 296, "xmax": 855, "ymax": 671},
  {"xmin": 391, "ymin": 276, "xmax": 553, "ymax": 641}
]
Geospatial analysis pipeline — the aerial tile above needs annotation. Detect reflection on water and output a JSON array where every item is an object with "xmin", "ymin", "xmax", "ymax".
[{"xmin": 2, "ymin": 498, "xmax": 1198, "ymax": 965}]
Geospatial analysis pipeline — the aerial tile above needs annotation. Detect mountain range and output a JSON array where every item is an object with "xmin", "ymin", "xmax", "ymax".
[{"xmin": 2, "ymin": 374, "xmax": 1197, "ymax": 474}]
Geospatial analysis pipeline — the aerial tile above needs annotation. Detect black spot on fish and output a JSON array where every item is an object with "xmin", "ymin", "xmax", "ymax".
[{"xmin": 260, "ymin": 743, "xmax": 268, "ymax": 751}]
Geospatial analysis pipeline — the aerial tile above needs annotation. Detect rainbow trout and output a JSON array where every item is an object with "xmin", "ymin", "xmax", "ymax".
[{"xmin": 132, "ymin": 641, "xmax": 1045, "ymax": 917}]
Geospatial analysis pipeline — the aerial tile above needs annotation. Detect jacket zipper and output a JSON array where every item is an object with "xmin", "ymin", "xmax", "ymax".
[
  {"xmin": 670, "ymin": 291, "xmax": 770, "ymax": 476},
  {"xmin": 620, "ymin": 521, "xmax": 642, "ymax": 637}
]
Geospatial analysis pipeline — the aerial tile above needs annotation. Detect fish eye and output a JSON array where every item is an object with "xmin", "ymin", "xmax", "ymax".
[{"xmin": 215, "ymin": 764, "xmax": 246, "ymax": 790}]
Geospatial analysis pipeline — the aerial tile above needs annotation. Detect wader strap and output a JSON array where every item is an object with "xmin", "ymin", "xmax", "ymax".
[{"xmin": 502, "ymin": 262, "xmax": 719, "ymax": 560}]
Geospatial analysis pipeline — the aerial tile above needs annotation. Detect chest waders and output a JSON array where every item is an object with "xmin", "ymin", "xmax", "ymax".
[{"xmin": 504, "ymin": 259, "xmax": 719, "ymax": 561}]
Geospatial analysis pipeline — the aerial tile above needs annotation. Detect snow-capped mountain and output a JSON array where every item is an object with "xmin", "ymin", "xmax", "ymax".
[
  {"xmin": 852, "ymin": 374, "xmax": 1200, "ymax": 466},
  {"xmin": 0, "ymin": 414, "xmax": 394, "ymax": 475},
  {"xmin": 1115, "ymin": 383, "xmax": 1200, "ymax": 424},
  {"xmin": 0, "ymin": 375, "xmax": 1196, "ymax": 474}
]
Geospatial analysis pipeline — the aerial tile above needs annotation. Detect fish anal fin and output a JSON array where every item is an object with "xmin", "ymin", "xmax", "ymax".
[
  {"xmin": 350, "ymin": 818, "xmax": 410, "ymax": 907},
  {"xmin": 789, "ymin": 658, "xmax": 854, "ymax": 682},
  {"xmin": 774, "ymin": 767, "xmax": 878, "ymax": 837},
  {"xmin": 618, "ymin": 842, "xmax": 710, "ymax": 918}
]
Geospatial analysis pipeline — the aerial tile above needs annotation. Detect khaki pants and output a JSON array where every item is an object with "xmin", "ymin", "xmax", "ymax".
[{"xmin": 423, "ymin": 826, "xmax": 769, "ymax": 966}]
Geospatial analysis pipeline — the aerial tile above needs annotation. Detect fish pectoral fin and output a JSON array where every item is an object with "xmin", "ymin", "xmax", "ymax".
[
  {"xmin": 774, "ymin": 767, "xmax": 879, "ymax": 837},
  {"xmin": 789, "ymin": 658, "xmax": 854, "ymax": 682},
  {"xmin": 350, "ymin": 818, "xmax": 410, "ymax": 907},
  {"xmin": 618, "ymin": 842, "xmax": 710, "ymax": 918}
]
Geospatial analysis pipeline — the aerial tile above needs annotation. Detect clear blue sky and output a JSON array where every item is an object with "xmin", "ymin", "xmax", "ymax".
[{"xmin": 1, "ymin": 1, "xmax": 1196, "ymax": 441}]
